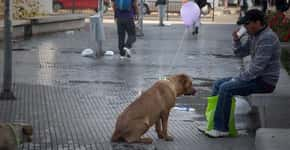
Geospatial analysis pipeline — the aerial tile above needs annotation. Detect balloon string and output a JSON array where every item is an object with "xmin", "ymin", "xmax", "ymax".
[{"xmin": 166, "ymin": 28, "xmax": 188, "ymax": 76}]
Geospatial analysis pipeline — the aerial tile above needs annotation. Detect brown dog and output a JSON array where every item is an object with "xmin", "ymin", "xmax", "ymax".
[
  {"xmin": 0, "ymin": 123, "xmax": 33, "ymax": 150},
  {"xmin": 111, "ymin": 74, "xmax": 196, "ymax": 144}
]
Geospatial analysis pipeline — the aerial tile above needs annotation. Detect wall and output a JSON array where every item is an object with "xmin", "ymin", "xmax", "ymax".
[
  {"xmin": 38, "ymin": 0, "xmax": 52, "ymax": 14},
  {"xmin": 0, "ymin": 0, "xmax": 52, "ymax": 20}
]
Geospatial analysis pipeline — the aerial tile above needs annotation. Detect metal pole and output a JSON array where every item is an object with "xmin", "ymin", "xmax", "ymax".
[
  {"xmin": 98, "ymin": 0, "xmax": 103, "ymax": 19},
  {"xmin": 96, "ymin": 0, "xmax": 104, "ymax": 56},
  {"xmin": 212, "ymin": 0, "xmax": 215, "ymax": 21},
  {"xmin": 166, "ymin": 1, "xmax": 169, "ymax": 21},
  {"xmin": 72, "ymin": 0, "xmax": 76, "ymax": 13},
  {"xmin": 137, "ymin": 0, "xmax": 144, "ymax": 36},
  {"xmin": 0, "ymin": 0, "xmax": 16, "ymax": 100}
]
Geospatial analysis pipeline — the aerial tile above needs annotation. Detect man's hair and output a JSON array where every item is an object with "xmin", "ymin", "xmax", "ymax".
[{"xmin": 237, "ymin": 9, "xmax": 266, "ymax": 25}]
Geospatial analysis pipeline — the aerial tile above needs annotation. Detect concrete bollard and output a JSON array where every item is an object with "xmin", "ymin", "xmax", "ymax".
[{"xmin": 90, "ymin": 14, "xmax": 105, "ymax": 56}]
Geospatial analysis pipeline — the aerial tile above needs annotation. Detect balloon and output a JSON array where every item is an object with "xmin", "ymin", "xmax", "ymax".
[{"xmin": 180, "ymin": 2, "xmax": 201, "ymax": 28}]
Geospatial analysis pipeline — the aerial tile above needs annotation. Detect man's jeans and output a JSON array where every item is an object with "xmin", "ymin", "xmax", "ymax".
[
  {"xmin": 212, "ymin": 77, "xmax": 274, "ymax": 132},
  {"xmin": 158, "ymin": 5, "xmax": 166, "ymax": 25},
  {"xmin": 116, "ymin": 18, "xmax": 136, "ymax": 56}
]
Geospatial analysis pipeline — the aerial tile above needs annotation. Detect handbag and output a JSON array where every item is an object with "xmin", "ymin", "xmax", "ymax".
[{"xmin": 205, "ymin": 96, "xmax": 238, "ymax": 136}]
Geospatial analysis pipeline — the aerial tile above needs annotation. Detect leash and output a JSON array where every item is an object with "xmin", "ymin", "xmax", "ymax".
[
  {"xmin": 7, "ymin": 124, "xmax": 21, "ymax": 145},
  {"xmin": 158, "ymin": 27, "xmax": 188, "ymax": 80}
]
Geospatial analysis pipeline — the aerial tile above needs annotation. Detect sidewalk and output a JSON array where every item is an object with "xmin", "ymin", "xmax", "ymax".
[
  {"xmin": 2, "ymin": 19, "xmax": 290, "ymax": 150},
  {"xmin": 0, "ymin": 21, "xmax": 260, "ymax": 150}
]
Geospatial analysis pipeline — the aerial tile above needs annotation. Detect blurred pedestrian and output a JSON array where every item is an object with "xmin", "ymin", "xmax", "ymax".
[
  {"xmin": 181, "ymin": 0, "xmax": 201, "ymax": 35},
  {"xmin": 275, "ymin": 0, "xmax": 290, "ymax": 12},
  {"xmin": 155, "ymin": 0, "xmax": 168, "ymax": 26},
  {"xmin": 261, "ymin": 0, "xmax": 268, "ymax": 14},
  {"xmin": 112, "ymin": 0, "xmax": 139, "ymax": 59}
]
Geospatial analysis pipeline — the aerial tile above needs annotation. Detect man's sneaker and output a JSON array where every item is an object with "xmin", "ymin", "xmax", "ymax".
[
  {"xmin": 197, "ymin": 125, "xmax": 207, "ymax": 133},
  {"xmin": 205, "ymin": 129, "xmax": 229, "ymax": 138},
  {"xmin": 123, "ymin": 47, "xmax": 131, "ymax": 58},
  {"xmin": 119, "ymin": 56, "xmax": 126, "ymax": 60}
]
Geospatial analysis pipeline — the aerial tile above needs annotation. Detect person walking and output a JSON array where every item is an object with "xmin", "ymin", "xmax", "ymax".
[
  {"xmin": 155, "ymin": 0, "xmax": 168, "ymax": 26},
  {"xmin": 112, "ymin": 0, "xmax": 138, "ymax": 59}
]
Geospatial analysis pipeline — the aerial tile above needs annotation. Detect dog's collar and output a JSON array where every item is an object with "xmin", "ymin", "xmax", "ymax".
[{"xmin": 7, "ymin": 124, "xmax": 21, "ymax": 145}]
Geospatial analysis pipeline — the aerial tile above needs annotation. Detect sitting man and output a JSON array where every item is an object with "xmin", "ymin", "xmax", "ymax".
[{"xmin": 201, "ymin": 9, "xmax": 281, "ymax": 137}]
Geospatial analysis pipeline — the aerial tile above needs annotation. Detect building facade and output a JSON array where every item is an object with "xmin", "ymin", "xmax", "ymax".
[{"xmin": 0, "ymin": 0, "xmax": 52, "ymax": 20}]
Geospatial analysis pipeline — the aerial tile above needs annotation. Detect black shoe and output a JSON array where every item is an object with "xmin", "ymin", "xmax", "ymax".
[
  {"xmin": 192, "ymin": 27, "xmax": 199, "ymax": 35},
  {"xmin": 195, "ymin": 27, "xmax": 199, "ymax": 34}
]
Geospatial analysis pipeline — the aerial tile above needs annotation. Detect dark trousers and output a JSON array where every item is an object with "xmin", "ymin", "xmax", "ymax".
[
  {"xmin": 116, "ymin": 18, "xmax": 136, "ymax": 56},
  {"xmin": 262, "ymin": 0, "xmax": 268, "ymax": 13}
]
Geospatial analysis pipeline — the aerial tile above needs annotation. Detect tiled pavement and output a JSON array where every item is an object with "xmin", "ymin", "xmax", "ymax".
[{"xmin": 0, "ymin": 23, "xmax": 255, "ymax": 150}]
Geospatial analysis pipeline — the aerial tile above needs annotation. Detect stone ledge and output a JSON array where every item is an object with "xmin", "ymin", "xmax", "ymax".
[
  {"xmin": 0, "ymin": 20, "xmax": 30, "ymax": 40},
  {"xmin": 0, "ymin": 14, "xmax": 86, "ymax": 40},
  {"xmin": 281, "ymin": 42, "xmax": 290, "ymax": 49},
  {"xmin": 28, "ymin": 14, "xmax": 87, "ymax": 24},
  {"xmin": 255, "ymin": 128, "xmax": 290, "ymax": 150},
  {"xmin": 0, "ymin": 20, "xmax": 30, "ymax": 31},
  {"xmin": 247, "ymin": 68, "xmax": 290, "ymax": 128}
]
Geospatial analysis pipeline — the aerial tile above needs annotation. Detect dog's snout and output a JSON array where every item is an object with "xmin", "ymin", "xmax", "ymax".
[
  {"xmin": 191, "ymin": 88, "xmax": 196, "ymax": 95},
  {"xmin": 184, "ymin": 88, "xmax": 196, "ymax": 96}
]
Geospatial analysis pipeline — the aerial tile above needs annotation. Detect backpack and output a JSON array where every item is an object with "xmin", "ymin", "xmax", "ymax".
[
  {"xmin": 155, "ymin": 0, "xmax": 166, "ymax": 6},
  {"xmin": 195, "ymin": 0, "xmax": 207, "ymax": 8},
  {"xmin": 115, "ymin": 0, "xmax": 132, "ymax": 11}
]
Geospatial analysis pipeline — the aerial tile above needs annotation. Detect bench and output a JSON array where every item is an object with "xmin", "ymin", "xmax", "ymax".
[
  {"xmin": 26, "ymin": 14, "xmax": 86, "ymax": 37},
  {"xmin": 0, "ymin": 14, "xmax": 86, "ymax": 40},
  {"xmin": 248, "ymin": 67, "xmax": 290, "ymax": 128},
  {"xmin": 0, "ymin": 20, "xmax": 30, "ymax": 40},
  {"xmin": 235, "ymin": 55, "xmax": 290, "ymax": 129}
]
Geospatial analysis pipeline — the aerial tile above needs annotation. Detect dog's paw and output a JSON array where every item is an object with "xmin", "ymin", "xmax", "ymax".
[
  {"xmin": 140, "ymin": 137, "xmax": 153, "ymax": 144},
  {"xmin": 157, "ymin": 133, "xmax": 164, "ymax": 139},
  {"xmin": 164, "ymin": 136, "xmax": 173, "ymax": 141}
]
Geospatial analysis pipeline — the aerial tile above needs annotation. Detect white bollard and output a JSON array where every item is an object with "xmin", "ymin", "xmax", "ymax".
[{"xmin": 90, "ymin": 14, "xmax": 105, "ymax": 56}]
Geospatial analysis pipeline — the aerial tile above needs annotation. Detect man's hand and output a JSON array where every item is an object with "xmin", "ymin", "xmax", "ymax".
[{"xmin": 232, "ymin": 29, "xmax": 240, "ymax": 41}]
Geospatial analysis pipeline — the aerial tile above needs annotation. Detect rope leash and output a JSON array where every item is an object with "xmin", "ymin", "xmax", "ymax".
[{"xmin": 7, "ymin": 124, "xmax": 21, "ymax": 145}]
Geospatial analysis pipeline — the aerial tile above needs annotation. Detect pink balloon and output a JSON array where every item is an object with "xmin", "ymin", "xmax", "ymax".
[{"xmin": 180, "ymin": 2, "xmax": 200, "ymax": 27}]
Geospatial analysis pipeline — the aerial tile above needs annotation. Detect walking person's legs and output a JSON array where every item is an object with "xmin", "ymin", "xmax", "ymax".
[
  {"xmin": 224, "ymin": 0, "xmax": 228, "ymax": 9},
  {"xmin": 262, "ymin": 0, "xmax": 268, "ymax": 13},
  {"xmin": 123, "ymin": 18, "xmax": 136, "ymax": 57},
  {"xmin": 158, "ymin": 5, "xmax": 165, "ymax": 26},
  {"xmin": 117, "ymin": 19, "xmax": 126, "ymax": 57},
  {"xmin": 241, "ymin": 0, "xmax": 248, "ymax": 17},
  {"xmin": 124, "ymin": 18, "xmax": 136, "ymax": 49},
  {"xmin": 192, "ymin": 16, "xmax": 201, "ymax": 35}
]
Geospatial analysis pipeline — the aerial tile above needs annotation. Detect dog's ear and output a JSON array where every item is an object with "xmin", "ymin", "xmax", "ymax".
[
  {"xmin": 179, "ymin": 74, "xmax": 190, "ymax": 85},
  {"xmin": 22, "ymin": 125, "xmax": 33, "ymax": 136}
]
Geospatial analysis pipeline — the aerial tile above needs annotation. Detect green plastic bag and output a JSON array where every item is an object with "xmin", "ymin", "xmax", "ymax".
[{"xmin": 205, "ymin": 96, "xmax": 238, "ymax": 136}]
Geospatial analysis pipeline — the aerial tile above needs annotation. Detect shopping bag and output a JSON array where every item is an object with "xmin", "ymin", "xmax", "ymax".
[{"xmin": 205, "ymin": 96, "xmax": 238, "ymax": 136}]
